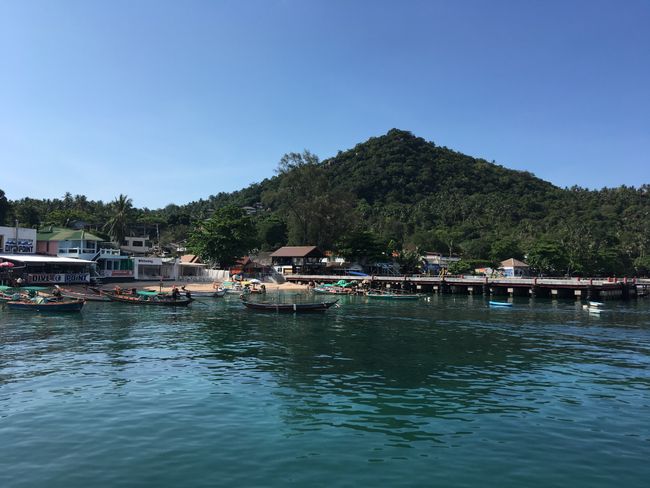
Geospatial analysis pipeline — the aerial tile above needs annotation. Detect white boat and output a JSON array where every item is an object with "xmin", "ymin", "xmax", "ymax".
[
  {"xmin": 582, "ymin": 304, "xmax": 602, "ymax": 314},
  {"xmin": 185, "ymin": 288, "xmax": 226, "ymax": 298}
]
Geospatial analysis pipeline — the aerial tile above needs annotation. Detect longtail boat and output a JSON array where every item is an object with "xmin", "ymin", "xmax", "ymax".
[
  {"xmin": 59, "ymin": 286, "xmax": 112, "ymax": 302},
  {"xmin": 241, "ymin": 297, "xmax": 338, "ymax": 313},
  {"xmin": 107, "ymin": 291, "xmax": 191, "ymax": 306},
  {"xmin": 5, "ymin": 298, "xmax": 84, "ymax": 312},
  {"xmin": 365, "ymin": 290, "xmax": 420, "ymax": 300}
]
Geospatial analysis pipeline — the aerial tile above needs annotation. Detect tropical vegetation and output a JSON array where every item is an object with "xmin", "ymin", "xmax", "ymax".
[{"xmin": 2, "ymin": 129, "xmax": 650, "ymax": 276}]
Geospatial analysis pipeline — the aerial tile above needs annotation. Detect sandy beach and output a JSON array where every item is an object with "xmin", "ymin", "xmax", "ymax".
[{"xmin": 95, "ymin": 280, "xmax": 309, "ymax": 294}]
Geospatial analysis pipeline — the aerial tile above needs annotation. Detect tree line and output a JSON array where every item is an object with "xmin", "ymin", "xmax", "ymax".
[{"xmin": 2, "ymin": 129, "xmax": 650, "ymax": 276}]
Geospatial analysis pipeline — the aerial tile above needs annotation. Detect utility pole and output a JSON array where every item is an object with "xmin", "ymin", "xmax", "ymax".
[{"xmin": 14, "ymin": 219, "xmax": 18, "ymax": 254}]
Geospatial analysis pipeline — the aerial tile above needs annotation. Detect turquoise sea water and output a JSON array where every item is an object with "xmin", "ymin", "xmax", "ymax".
[{"xmin": 1, "ymin": 294, "xmax": 649, "ymax": 487}]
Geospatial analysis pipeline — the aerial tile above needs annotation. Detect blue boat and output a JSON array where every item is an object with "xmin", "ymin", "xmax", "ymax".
[{"xmin": 489, "ymin": 301, "xmax": 512, "ymax": 307}]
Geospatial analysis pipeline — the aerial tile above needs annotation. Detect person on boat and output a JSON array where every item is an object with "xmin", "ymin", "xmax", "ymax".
[
  {"xmin": 114, "ymin": 285, "xmax": 122, "ymax": 295},
  {"xmin": 52, "ymin": 285, "xmax": 62, "ymax": 299},
  {"xmin": 184, "ymin": 289, "xmax": 192, "ymax": 300},
  {"xmin": 171, "ymin": 286, "xmax": 180, "ymax": 300}
]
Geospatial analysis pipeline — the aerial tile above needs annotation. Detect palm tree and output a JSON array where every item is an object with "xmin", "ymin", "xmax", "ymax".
[{"xmin": 104, "ymin": 194, "xmax": 133, "ymax": 245}]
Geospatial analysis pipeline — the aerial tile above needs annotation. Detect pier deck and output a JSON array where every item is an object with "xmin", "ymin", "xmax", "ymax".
[{"xmin": 286, "ymin": 274, "xmax": 648, "ymax": 300}]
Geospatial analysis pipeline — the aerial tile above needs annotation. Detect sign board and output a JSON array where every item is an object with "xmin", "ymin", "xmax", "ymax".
[
  {"xmin": 4, "ymin": 238, "xmax": 34, "ymax": 253},
  {"xmin": 27, "ymin": 273, "xmax": 91, "ymax": 284},
  {"xmin": 134, "ymin": 257, "xmax": 162, "ymax": 266}
]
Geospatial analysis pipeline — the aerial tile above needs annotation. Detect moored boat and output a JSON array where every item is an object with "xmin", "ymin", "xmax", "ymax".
[
  {"xmin": 241, "ymin": 297, "xmax": 338, "ymax": 313},
  {"xmin": 489, "ymin": 301, "xmax": 513, "ymax": 307},
  {"xmin": 313, "ymin": 286, "xmax": 353, "ymax": 295},
  {"xmin": 106, "ymin": 290, "xmax": 192, "ymax": 306},
  {"xmin": 185, "ymin": 289, "xmax": 226, "ymax": 298},
  {"xmin": 5, "ymin": 298, "xmax": 84, "ymax": 312},
  {"xmin": 59, "ymin": 286, "xmax": 112, "ymax": 302},
  {"xmin": 366, "ymin": 290, "xmax": 420, "ymax": 300}
]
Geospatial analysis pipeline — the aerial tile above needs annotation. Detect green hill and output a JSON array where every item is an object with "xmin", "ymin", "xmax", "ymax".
[{"xmin": 4, "ymin": 128, "xmax": 650, "ymax": 276}]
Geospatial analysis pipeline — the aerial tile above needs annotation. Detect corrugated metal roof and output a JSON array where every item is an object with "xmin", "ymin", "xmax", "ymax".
[
  {"xmin": 180, "ymin": 254, "xmax": 201, "ymax": 263},
  {"xmin": 270, "ymin": 246, "xmax": 322, "ymax": 258},
  {"xmin": 37, "ymin": 226, "xmax": 102, "ymax": 242},
  {"xmin": 0, "ymin": 254, "xmax": 95, "ymax": 264}
]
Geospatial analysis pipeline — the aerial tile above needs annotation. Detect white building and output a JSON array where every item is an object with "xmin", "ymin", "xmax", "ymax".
[{"xmin": 0, "ymin": 225, "xmax": 37, "ymax": 254}]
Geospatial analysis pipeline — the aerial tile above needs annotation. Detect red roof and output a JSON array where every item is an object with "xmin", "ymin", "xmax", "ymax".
[{"xmin": 270, "ymin": 246, "xmax": 323, "ymax": 258}]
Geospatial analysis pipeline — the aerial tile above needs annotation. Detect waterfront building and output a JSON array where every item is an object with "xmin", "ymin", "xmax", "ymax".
[
  {"xmin": 500, "ymin": 258, "xmax": 530, "ymax": 277},
  {"xmin": 0, "ymin": 253, "xmax": 94, "ymax": 284},
  {"xmin": 421, "ymin": 251, "xmax": 461, "ymax": 274},
  {"xmin": 271, "ymin": 246, "xmax": 325, "ymax": 275},
  {"xmin": 0, "ymin": 225, "xmax": 37, "ymax": 254},
  {"xmin": 36, "ymin": 226, "xmax": 134, "ymax": 281}
]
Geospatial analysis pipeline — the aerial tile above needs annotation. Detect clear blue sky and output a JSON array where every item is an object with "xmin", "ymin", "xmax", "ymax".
[{"xmin": 1, "ymin": 0, "xmax": 648, "ymax": 209}]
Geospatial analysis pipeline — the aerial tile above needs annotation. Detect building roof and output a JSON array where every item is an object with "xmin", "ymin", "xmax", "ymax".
[
  {"xmin": 37, "ymin": 226, "xmax": 103, "ymax": 242},
  {"xmin": 180, "ymin": 254, "xmax": 201, "ymax": 264},
  {"xmin": 0, "ymin": 254, "xmax": 95, "ymax": 264},
  {"xmin": 500, "ymin": 258, "xmax": 529, "ymax": 268},
  {"xmin": 270, "ymin": 246, "xmax": 323, "ymax": 258}
]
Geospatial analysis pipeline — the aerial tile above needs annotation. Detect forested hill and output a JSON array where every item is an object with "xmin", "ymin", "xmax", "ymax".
[
  {"xmin": 3, "ymin": 128, "xmax": 650, "ymax": 276},
  {"xmin": 325, "ymin": 129, "xmax": 557, "ymax": 206}
]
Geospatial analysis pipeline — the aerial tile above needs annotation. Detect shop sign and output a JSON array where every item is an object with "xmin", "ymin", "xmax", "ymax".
[
  {"xmin": 4, "ymin": 238, "xmax": 34, "ymax": 253},
  {"xmin": 27, "ymin": 273, "xmax": 91, "ymax": 283}
]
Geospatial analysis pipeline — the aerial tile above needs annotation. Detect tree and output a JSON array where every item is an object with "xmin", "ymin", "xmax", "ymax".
[
  {"xmin": 256, "ymin": 216, "xmax": 288, "ymax": 251},
  {"xmin": 187, "ymin": 206, "xmax": 256, "ymax": 268},
  {"xmin": 525, "ymin": 240, "xmax": 568, "ymax": 276},
  {"xmin": 262, "ymin": 151, "xmax": 357, "ymax": 249},
  {"xmin": 336, "ymin": 229, "xmax": 387, "ymax": 264},
  {"xmin": 104, "ymin": 194, "xmax": 133, "ymax": 244},
  {"xmin": 0, "ymin": 189, "xmax": 10, "ymax": 225}
]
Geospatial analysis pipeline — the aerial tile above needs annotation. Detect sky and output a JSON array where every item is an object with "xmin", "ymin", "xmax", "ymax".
[{"xmin": 1, "ymin": 0, "xmax": 648, "ymax": 209}]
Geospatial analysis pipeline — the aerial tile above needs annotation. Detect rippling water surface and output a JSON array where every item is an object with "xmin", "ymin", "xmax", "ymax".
[{"xmin": 1, "ymin": 294, "xmax": 649, "ymax": 487}]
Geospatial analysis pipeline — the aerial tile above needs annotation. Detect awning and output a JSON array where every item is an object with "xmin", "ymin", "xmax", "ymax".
[{"xmin": 0, "ymin": 254, "xmax": 94, "ymax": 265}]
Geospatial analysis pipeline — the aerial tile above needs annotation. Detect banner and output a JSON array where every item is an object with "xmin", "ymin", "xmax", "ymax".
[{"xmin": 27, "ymin": 273, "xmax": 91, "ymax": 284}]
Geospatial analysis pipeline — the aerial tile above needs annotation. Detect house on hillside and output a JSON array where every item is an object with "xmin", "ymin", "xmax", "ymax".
[
  {"xmin": 500, "ymin": 258, "xmax": 530, "ymax": 277},
  {"xmin": 121, "ymin": 236, "xmax": 154, "ymax": 256},
  {"xmin": 270, "ymin": 246, "xmax": 325, "ymax": 275}
]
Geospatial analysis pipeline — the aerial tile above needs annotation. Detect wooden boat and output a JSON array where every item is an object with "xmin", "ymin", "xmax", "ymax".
[
  {"xmin": 107, "ymin": 292, "xmax": 192, "ymax": 306},
  {"xmin": 59, "ymin": 286, "xmax": 112, "ymax": 302},
  {"xmin": 313, "ymin": 286, "xmax": 353, "ymax": 295},
  {"xmin": 182, "ymin": 289, "xmax": 226, "ymax": 298},
  {"xmin": 582, "ymin": 303, "xmax": 603, "ymax": 314},
  {"xmin": 241, "ymin": 297, "xmax": 338, "ymax": 313},
  {"xmin": 5, "ymin": 298, "xmax": 84, "ymax": 312},
  {"xmin": 489, "ymin": 301, "xmax": 513, "ymax": 307},
  {"xmin": 366, "ymin": 290, "xmax": 420, "ymax": 300}
]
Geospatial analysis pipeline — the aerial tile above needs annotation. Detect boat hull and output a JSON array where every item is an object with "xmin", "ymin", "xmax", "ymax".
[
  {"xmin": 366, "ymin": 293, "xmax": 420, "ymax": 300},
  {"xmin": 489, "ymin": 301, "xmax": 512, "ymax": 307},
  {"xmin": 242, "ymin": 299, "xmax": 338, "ymax": 313},
  {"xmin": 6, "ymin": 299, "xmax": 84, "ymax": 312},
  {"xmin": 107, "ymin": 294, "xmax": 192, "ymax": 306},
  {"xmin": 186, "ymin": 290, "xmax": 226, "ymax": 298}
]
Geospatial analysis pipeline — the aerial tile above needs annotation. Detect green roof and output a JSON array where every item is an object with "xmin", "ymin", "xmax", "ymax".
[{"xmin": 37, "ymin": 226, "xmax": 103, "ymax": 242}]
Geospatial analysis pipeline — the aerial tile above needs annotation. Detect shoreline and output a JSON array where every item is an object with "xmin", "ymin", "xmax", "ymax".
[{"xmin": 87, "ymin": 280, "xmax": 309, "ymax": 294}]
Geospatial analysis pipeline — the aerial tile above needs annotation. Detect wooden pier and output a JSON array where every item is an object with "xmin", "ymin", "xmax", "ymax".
[{"xmin": 285, "ymin": 274, "xmax": 649, "ymax": 300}]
